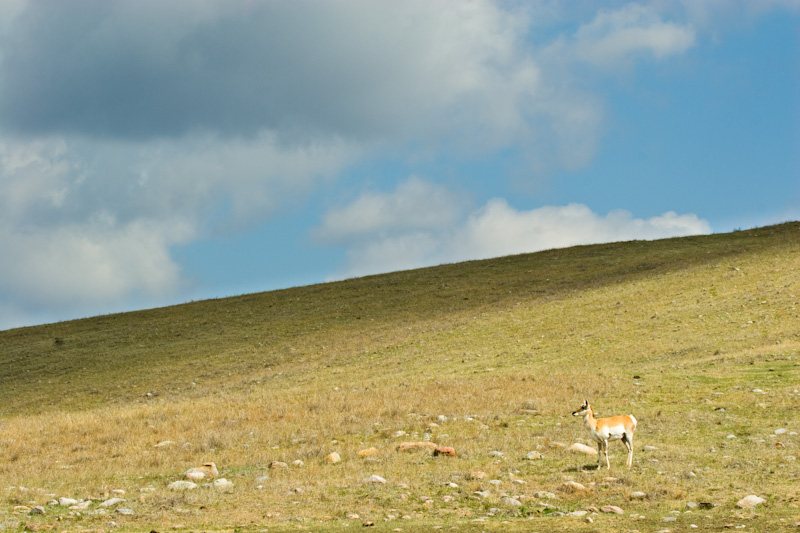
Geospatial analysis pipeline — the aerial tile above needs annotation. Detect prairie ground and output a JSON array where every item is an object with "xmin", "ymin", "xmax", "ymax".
[{"xmin": 1, "ymin": 223, "xmax": 799, "ymax": 532}]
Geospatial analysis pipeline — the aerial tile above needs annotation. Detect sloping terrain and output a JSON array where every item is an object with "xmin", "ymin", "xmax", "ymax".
[{"xmin": 1, "ymin": 222, "xmax": 798, "ymax": 531}]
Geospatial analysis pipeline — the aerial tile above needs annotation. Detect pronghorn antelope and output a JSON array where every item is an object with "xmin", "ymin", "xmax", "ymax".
[{"xmin": 572, "ymin": 400, "xmax": 637, "ymax": 469}]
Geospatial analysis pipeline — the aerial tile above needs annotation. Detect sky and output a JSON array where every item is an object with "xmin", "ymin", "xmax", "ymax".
[{"xmin": 0, "ymin": 0, "xmax": 798, "ymax": 331}]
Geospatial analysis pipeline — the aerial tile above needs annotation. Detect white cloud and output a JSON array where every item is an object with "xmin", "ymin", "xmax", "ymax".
[
  {"xmin": 321, "ymin": 179, "xmax": 711, "ymax": 280},
  {"xmin": 315, "ymin": 176, "xmax": 468, "ymax": 242},
  {"xmin": 547, "ymin": 3, "xmax": 696, "ymax": 69}
]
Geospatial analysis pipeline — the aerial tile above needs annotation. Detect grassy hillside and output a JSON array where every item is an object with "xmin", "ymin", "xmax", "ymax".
[{"xmin": 1, "ymin": 222, "xmax": 799, "ymax": 532}]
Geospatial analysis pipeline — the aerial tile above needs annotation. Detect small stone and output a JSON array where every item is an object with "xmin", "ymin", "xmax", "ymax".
[
  {"xmin": 293, "ymin": 460, "xmax": 304, "ymax": 467},
  {"xmin": 775, "ymin": 428, "xmax": 788, "ymax": 435},
  {"xmin": 69, "ymin": 500, "xmax": 92, "ymax": 510},
  {"xmin": 501, "ymin": 497, "xmax": 522, "ymax": 508},
  {"xmin": 116, "ymin": 508, "xmax": 135, "ymax": 516},
  {"xmin": 489, "ymin": 450, "xmax": 504, "ymax": 458},
  {"xmin": 269, "ymin": 461, "xmax": 289, "ymax": 469},
  {"xmin": 600, "ymin": 505, "xmax": 624, "ymax": 514},
  {"xmin": 396, "ymin": 441, "xmax": 437, "ymax": 452},
  {"xmin": 630, "ymin": 491, "xmax": 647, "ymax": 499},
  {"xmin": 561, "ymin": 481, "xmax": 588, "ymax": 493},
  {"xmin": 663, "ymin": 516, "xmax": 677, "ymax": 522},
  {"xmin": 470, "ymin": 471, "xmax": 487, "ymax": 480},
  {"xmin": 568, "ymin": 443, "xmax": 598, "ymax": 455},
  {"xmin": 212, "ymin": 478, "xmax": 234, "ymax": 491},
  {"xmin": 642, "ymin": 445, "xmax": 658, "ymax": 451},
  {"xmin": 472, "ymin": 491, "xmax": 491, "ymax": 500},
  {"xmin": 535, "ymin": 491, "xmax": 558, "ymax": 500},
  {"xmin": 362, "ymin": 475, "xmax": 386, "ymax": 484},
  {"xmin": 346, "ymin": 513, "xmax": 360, "ymax": 520},
  {"xmin": 168, "ymin": 481, "xmax": 197, "ymax": 491},
  {"xmin": 99, "ymin": 498, "xmax": 125, "ymax": 508},
  {"xmin": 524, "ymin": 451, "xmax": 543, "ymax": 460},
  {"xmin": 184, "ymin": 462, "xmax": 218, "ymax": 480},
  {"xmin": 29, "ymin": 506, "xmax": 45, "ymax": 515},
  {"xmin": 358, "ymin": 447, "xmax": 378, "ymax": 458},
  {"xmin": 58, "ymin": 497, "xmax": 78, "ymax": 507},
  {"xmin": 326, "ymin": 452, "xmax": 342, "ymax": 464},
  {"xmin": 736, "ymin": 495, "xmax": 766, "ymax": 509},
  {"xmin": 153, "ymin": 440, "xmax": 175, "ymax": 448}
]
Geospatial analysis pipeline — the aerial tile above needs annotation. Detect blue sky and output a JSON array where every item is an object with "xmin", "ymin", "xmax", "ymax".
[{"xmin": 0, "ymin": 0, "xmax": 798, "ymax": 331}]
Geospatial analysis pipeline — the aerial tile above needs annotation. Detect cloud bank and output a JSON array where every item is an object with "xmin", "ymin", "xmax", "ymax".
[
  {"xmin": 0, "ymin": 0, "xmax": 777, "ymax": 329},
  {"xmin": 317, "ymin": 177, "xmax": 712, "ymax": 280}
]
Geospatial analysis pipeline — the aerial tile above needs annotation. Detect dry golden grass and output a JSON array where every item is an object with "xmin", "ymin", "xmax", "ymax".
[{"xmin": 1, "ymin": 223, "xmax": 799, "ymax": 532}]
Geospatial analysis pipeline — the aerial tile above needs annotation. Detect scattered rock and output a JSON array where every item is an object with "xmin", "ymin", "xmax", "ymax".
[
  {"xmin": 99, "ymin": 498, "xmax": 125, "ymax": 508},
  {"xmin": 524, "ymin": 451, "xmax": 544, "ymax": 460},
  {"xmin": 212, "ymin": 478, "xmax": 234, "ymax": 491},
  {"xmin": 560, "ymin": 481, "xmax": 589, "ymax": 493},
  {"xmin": 392, "ymin": 430, "xmax": 407, "ymax": 438},
  {"xmin": 116, "ymin": 508, "xmax": 135, "ymax": 516},
  {"xmin": 736, "ymin": 495, "xmax": 766, "ymax": 509},
  {"xmin": 535, "ymin": 491, "xmax": 558, "ymax": 500},
  {"xmin": 472, "ymin": 491, "xmax": 491, "ymax": 500},
  {"xmin": 489, "ymin": 450, "xmax": 504, "ymax": 458},
  {"xmin": 775, "ymin": 428, "xmax": 788, "ymax": 435},
  {"xmin": 58, "ymin": 497, "xmax": 78, "ymax": 507},
  {"xmin": 549, "ymin": 442, "xmax": 567, "ymax": 449},
  {"xmin": 568, "ymin": 443, "xmax": 598, "ymax": 455},
  {"xmin": 630, "ymin": 491, "xmax": 647, "ymax": 500},
  {"xmin": 29, "ymin": 506, "xmax": 45, "ymax": 515},
  {"xmin": 362, "ymin": 475, "xmax": 386, "ymax": 484},
  {"xmin": 293, "ymin": 459, "xmax": 304, "ymax": 467},
  {"xmin": 396, "ymin": 441, "xmax": 437, "ymax": 452},
  {"xmin": 326, "ymin": 452, "xmax": 342, "ymax": 464},
  {"xmin": 600, "ymin": 505, "xmax": 624, "ymax": 514},
  {"xmin": 168, "ymin": 481, "xmax": 197, "ymax": 491},
  {"xmin": 358, "ymin": 447, "xmax": 378, "ymax": 458},
  {"xmin": 184, "ymin": 462, "xmax": 219, "ymax": 481},
  {"xmin": 642, "ymin": 445, "xmax": 658, "ymax": 452},
  {"xmin": 346, "ymin": 513, "xmax": 360, "ymax": 520},
  {"xmin": 501, "ymin": 497, "xmax": 522, "ymax": 508},
  {"xmin": 469, "ymin": 471, "xmax": 487, "ymax": 480},
  {"xmin": 153, "ymin": 440, "xmax": 175, "ymax": 448},
  {"xmin": 269, "ymin": 461, "xmax": 289, "ymax": 470},
  {"xmin": 434, "ymin": 446, "xmax": 456, "ymax": 457},
  {"xmin": 69, "ymin": 500, "xmax": 92, "ymax": 510},
  {"xmin": 663, "ymin": 516, "xmax": 677, "ymax": 522}
]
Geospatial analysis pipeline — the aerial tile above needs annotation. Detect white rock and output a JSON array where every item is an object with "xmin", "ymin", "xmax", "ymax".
[
  {"xmin": 600, "ymin": 505, "xmax": 624, "ymax": 514},
  {"xmin": 116, "ymin": 508, "xmax": 135, "ymax": 515},
  {"xmin": 568, "ymin": 443, "xmax": 598, "ymax": 455},
  {"xmin": 489, "ymin": 450, "xmax": 504, "ymax": 458},
  {"xmin": 501, "ymin": 497, "xmax": 522, "ymax": 508},
  {"xmin": 561, "ymin": 481, "xmax": 588, "ymax": 492},
  {"xmin": 58, "ymin": 497, "xmax": 79, "ymax": 507},
  {"xmin": 168, "ymin": 481, "xmax": 198, "ymax": 491},
  {"xmin": 69, "ymin": 501, "xmax": 92, "ymax": 510},
  {"xmin": 643, "ymin": 445, "xmax": 658, "ymax": 452},
  {"xmin": 153, "ymin": 440, "xmax": 175, "ymax": 448},
  {"xmin": 524, "ymin": 451, "xmax": 544, "ymax": 460},
  {"xmin": 362, "ymin": 475, "xmax": 386, "ymax": 484},
  {"xmin": 630, "ymin": 491, "xmax": 647, "ymax": 499},
  {"xmin": 736, "ymin": 495, "xmax": 766, "ymax": 509},
  {"xmin": 774, "ymin": 428, "xmax": 788, "ymax": 435},
  {"xmin": 473, "ymin": 491, "xmax": 491, "ymax": 499},
  {"xmin": 212, "ymin": 478, "xmax": 234, "ymax": 491},
  {"xmin": 99, "ymin": 498, "xmax": 125, "ymax": 508}
]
